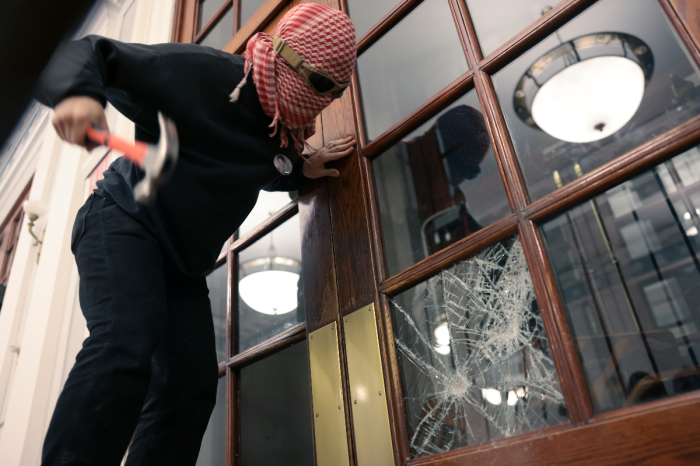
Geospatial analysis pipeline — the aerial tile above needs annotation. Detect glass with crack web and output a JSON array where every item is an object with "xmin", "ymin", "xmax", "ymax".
[{"xmin": 390, "ymin": 236, "xmax": 567, "ymax": 458}]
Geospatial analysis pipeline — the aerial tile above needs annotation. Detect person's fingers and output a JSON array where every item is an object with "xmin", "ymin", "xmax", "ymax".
[
  {"xmin": 318, "ymin": 145, "xmax": 354, "ymax": 162},
  {"xmin": 318, "ymin": 168, "xmax": 340, "ymax": 178}
]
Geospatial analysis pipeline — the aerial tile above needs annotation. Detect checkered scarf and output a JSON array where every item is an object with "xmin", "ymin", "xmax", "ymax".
[{"xmin": 229, "ymin": 4, "xmax": 356, "ymax": 154}]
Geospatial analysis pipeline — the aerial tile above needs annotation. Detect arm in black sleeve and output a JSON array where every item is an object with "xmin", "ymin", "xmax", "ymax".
[
  {"xmin": 263, "ymin": 156, "xmax": 310, "ymax": 192},
  {"xmin": 35, "ymin": 35, "xmax": 170, "ymax": 134}
]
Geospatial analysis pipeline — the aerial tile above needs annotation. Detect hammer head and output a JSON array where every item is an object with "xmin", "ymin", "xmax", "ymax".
[{"xmin": 133, "ymin": 112, "xmax": 179, "ymax": 204}]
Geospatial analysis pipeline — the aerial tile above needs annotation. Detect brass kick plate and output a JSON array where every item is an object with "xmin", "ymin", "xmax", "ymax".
[
  {"xmin": 344, "ymin": 303, "xmax": 395, "ymax": 466},
  {"xmin": 308, "ymin": 323, "xmax": 350, "ymax": 466}
]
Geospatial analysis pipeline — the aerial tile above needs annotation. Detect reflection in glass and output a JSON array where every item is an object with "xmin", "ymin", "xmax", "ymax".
[
  {"xmin": 240, "ymin": 0, "xmax": 266, "ymax": 29},
  {"xmin": 357, "ymin": 0, "xmax": 468, "ymax": 141},
  {"xmin": 238, "ymin": 190, "xmax": 294, "ymax": 237},
  {"xmin": 199, "ymin": 5, "xmax": 233, "ymax": 49},
  {"xmin": 195, "ymin": 376, "xmax": 226, "ymax": 466},
  {"xmin": 347, "ymin": 0, "xmax": 402, "ymax": 39},
  {"xmin": 198, "ymin": 0, "xmax": 228, "ymax": 32},
  {"xmin": 240, "ymin": 341, "xmax": 313, "ymax": 466},
  {"xmin": 392, "ymin": 237, "xmax": 567, "ymax": 458},
  {"xmin": 466, "ymin": 0, "xmax": 564, "ymax": 57},
  {"xmin": 492, "ymin": 0, "xmax": 700, "ymax": 201},
  {"xmin": 237, "ymin": 215, "xmax": 303, "ymax": 353},
  {"xmin": 542, "ymin": 146, "xmax": 700, "ymax": 413},
  {"xmin": 374, "ymin": 90, "xmax": 511, "ymax": 277},
  {"xmin": 206, "ymin": 264, "xmax": 228, "ymax": 362}
]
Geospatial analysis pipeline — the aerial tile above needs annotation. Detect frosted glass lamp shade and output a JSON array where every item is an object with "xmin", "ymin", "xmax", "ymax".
[
  {"xmin": 531, "ymin": 56, "xmax": 645, "ymax": 143},
  {"xmin": 239, "ymin": 270, "xmax": 299, "ymax": 315}
]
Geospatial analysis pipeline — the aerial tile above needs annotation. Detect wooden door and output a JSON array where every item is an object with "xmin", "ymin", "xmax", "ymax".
[{"xmin": 175, "ymin": 0, "xmax": 700, "ymax": 465}]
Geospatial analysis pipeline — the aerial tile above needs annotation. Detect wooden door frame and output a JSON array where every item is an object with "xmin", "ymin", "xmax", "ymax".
[{"xmin": 171, "ymin": 0, "xmax": 700, "ymax": 465}]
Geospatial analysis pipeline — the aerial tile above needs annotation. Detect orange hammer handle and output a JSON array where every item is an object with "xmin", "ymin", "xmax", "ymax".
[{"xmin": 86, "ymin": 125, "xmax": 148, "ymax": 167}]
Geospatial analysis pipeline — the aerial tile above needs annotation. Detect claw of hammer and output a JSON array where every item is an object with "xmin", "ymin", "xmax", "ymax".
[{"xmin": 86, "ymin": 112, "xmax": 179, "ymax": 204}]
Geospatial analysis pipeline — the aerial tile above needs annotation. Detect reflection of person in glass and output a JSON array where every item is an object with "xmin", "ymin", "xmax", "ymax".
[{"xmin": 404, "ymin": 105, "xmax": 491, "ymax": 256}]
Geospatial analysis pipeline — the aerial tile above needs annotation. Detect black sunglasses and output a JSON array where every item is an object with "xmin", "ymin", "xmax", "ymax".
[{"xmin": 273, "ymin": 35, "xmax": 350, "ymax": 99}]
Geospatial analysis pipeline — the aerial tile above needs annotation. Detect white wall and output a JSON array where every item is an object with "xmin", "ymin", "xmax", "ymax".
[{"xmin": 0, "ymin": 1, "xmax": 176, "ymax": 464}]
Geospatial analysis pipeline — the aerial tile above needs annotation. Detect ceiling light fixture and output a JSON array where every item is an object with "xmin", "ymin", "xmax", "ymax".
[
  {"xmin": 239, "ymin": 232, "xmax": 301, "ymax": 315},
  {"xmin": 514, "ymin": 33, "xmax": 654, "ymax": 143}
]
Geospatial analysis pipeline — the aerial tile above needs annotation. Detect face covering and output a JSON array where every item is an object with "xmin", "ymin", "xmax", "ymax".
[{"xmin": 230, "ymin": 4, "xmax": 356, "ymax": 154}]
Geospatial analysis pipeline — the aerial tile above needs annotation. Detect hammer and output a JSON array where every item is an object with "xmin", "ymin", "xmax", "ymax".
[{"xmin": 86, "ymin": 112, "xmax": 179, "ymax": 204}]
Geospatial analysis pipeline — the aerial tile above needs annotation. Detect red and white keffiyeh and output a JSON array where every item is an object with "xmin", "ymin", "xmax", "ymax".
[{"xmin": 230, "ymin": 4, "xmax": 356, "ymax": 154}]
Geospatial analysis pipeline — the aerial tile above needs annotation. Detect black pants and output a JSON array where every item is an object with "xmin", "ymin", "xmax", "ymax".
[{"xmin": 42, "ymin": 194, "xmax": 219, "ymax": 466}]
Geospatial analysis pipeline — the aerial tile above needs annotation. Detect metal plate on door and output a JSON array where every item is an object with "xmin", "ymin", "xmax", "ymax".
[
  {"xmin": 308, "ymin": 322, "xmax": 350, "ymax": 466},
  {"xmin": 344, "ymin": 303, "xmax": 395, "ymax": 466}
]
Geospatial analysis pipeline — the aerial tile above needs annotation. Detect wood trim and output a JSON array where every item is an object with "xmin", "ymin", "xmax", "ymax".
[
  {"xmin": 477, "ymin": 0, "xmax": 599, "ymax": 74},
  {"xmin": 170, "ymin": 0, "xmax": 185, "ymax": 42},
  {"xmin": 518, "ymin": 220, "xmax": 592, "ymax": 425},
  {"xmin": 590, "ymin": 389, "xmax": 700, "ymax": 424},
  {"xmin": 359, "ymin": 72, "xmax": 475, "ymax": 160},
  {"xmin": 355, "ymin": 0, "xmax": 422, "ymax": 55},
  {"xmin": 659, "ymin": 0, "xmax": 700, "ymax": 70},
  {"xmin": 404, "ymin": 397, "xmax": 700, "ymax": 466},
  {"xmin": 193, "ymin": 0, "xmax": 234, "ymax": 44},
  {"xmin": 225, "ymin": 368, "xmax": 235, "ymax": 466},
  {"xmin": 223, "ymin": 0, "xmax": 287, "ymax": 55},
  {"xmin": 172, "ymin": 0, "xmax": 196, "ymax": 43},
  {"xmin": 226, "ymin": 322, "xmax": 306, "ymax": 368},
  {"xmin": 524, "ymin": 114, "xmax": 700, "ymax": 224},
  {"xmin": 218, "ymin": 361, "xmax": 227, "ymax": 377},
  {"xmin": 379, "ymin": 215, "xmax": 518, "ymax": 296},
  {"xmin": 229, "ymin": 199, "xmax": 298, "ymax": 252}
]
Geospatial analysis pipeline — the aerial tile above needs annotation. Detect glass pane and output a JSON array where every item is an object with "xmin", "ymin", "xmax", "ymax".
[
  {"xmin": 238, "ymin": 191, "xmax": 294, "ymax": 237},
  {"xmin": 237, "ymin": 214, "xmax": 303, "ymax": 353},
  {"xmin": 466, "ymin": 0, "xmax": 565, "ymax": 57},
  {"xmin": 198, "ymin": 0, "xmax": 228, "ymax": 32},
  {"xmin": 199, "ymin": 5, "xmax": 233, "ymax": 49},
  {"xmin": 357, "ymin": 0, "xmax": 469, "ymax": 142},
  {"xmin": 541, "ymin": 145, "xmax": 700, "ymax": 414},
  {"xmin": 195, "ymin": 376, "xmax": 226, "ymax": 466},
  {"xmin": 391, "ymin": 236, "xmax": 568, "ymax": 458},
  {"xmin": 240, "ymin": 0, "xmax": 266, "ymax": 29},
  {"xmin": 347, "ymin": 0, "xmax": 401, "ymax": 39},
  {"xmin": 492, "ymin": 0, "xmax": 700, "ymax": 202},
  {"xmin": 240, "ymin": 341, "xmax": 313, "ymax": 466},
  {"xmin": 206, "ymin": 264, "xmax": 228, "ymax": 362},
  {"xmin": 374, "ymin": 89, "xmax": 511, "ymax": 277}
]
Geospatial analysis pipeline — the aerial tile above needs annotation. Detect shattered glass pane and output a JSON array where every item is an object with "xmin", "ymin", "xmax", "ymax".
[{"xmin": 391, "ymin": 236, "xmax": 568, "ymax": 458}]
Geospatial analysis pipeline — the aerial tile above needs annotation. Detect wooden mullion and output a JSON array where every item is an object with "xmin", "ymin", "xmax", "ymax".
[
  {"xmin": 518, "ymin": 219, "xmax": 592, "ymax": 425},
  {"xmin": 227, "ymin": 323, "xmax": 306, "ymax": 368},
  {"xmin": 375, "ymin": 290, "xmax": 411, "ymax": 465},
  {"xmin": 380, "ymin": 215, "xmax": 518, "ymax": 296},
  {"xmin": 525, "ymin": 114, "xmax": 700, "ymax": 224},
  {"xmin": 194, "ymin": 0, "xmax": 234, "ymax": 44},
  {"xmin": 360, "ymin": 72, "xmax": 474, "ymax": 159},
  {"xmin": 356, "ymin": 0, "xmax": 424, "ymax": 56},
  {"xmin": 229, "ymin": 199, "xmax": 298, "ymax": 253},
  {"xmin": 478, "ymin": 0, "xmax": 598, "ymax": 74},
  {"xmin": 357, "ymin": 141, "xmax": 408, "ymax": 465},
  {"xmin": 449, "ymin": 0, "xmax": 476, "ymax": 68},
  {"xmin": 233, "ymin": 0, "xmax": 240, "ymax": 35},
  {"xmin": 224, "ymin": 0, "xmax": 288, "ymax": 54},
  {"xmin": 473, "ymin": 70, "xmax": 528, "ymax": 213}
]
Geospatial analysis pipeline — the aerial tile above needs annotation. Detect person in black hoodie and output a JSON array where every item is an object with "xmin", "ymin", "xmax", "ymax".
[{"xmin": 36, "ymin": 4, "xmax": 356, "ymax": 465}]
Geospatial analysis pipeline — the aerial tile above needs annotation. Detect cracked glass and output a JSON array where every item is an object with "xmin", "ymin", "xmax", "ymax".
[
  {"xmin": 374, "ymin": 89, "xmax": 511, "ymax": 277},
  {"xmin": 541, "ymin": 145, "xmax": 700, "ymax": 414},
  {"xmin": 390, "ymin": 236, "xmax": 568, "ymax": 458}
]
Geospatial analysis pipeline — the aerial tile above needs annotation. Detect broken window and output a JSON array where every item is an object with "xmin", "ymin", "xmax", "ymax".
[{"xmin": 391, "ymin": 236, "xmax": 568, "ymax": 458}]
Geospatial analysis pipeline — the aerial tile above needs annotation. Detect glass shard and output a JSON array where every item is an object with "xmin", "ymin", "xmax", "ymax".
[{"xmin": 391, "ymin": 237, "xmax": 567, "ymax": 458}]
